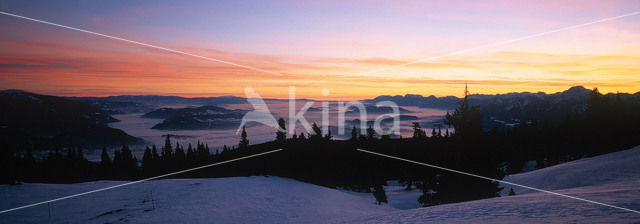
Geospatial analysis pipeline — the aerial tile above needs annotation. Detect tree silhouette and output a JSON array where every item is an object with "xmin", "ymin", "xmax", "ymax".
[
  {"xmin": 162, "ymin": 135, "xmax": 173, "ymax": 160},
  {"xmin": 412, "ymin": 122, "xmax": 426, "ymax": 139},
  {"xmin": 351, "ymin": 126, "xmax": 358, "ymax": 141},
  {"xmin": 310, "ymin": 123, "xmax": 323, "ymax": 140},
  {"xmin": 366, "ymin": 125, "xmax": 376, "ymax": 140},
  {"xmin": 298, "ymin": 132, "xmax": 306, "ymax": 140},
  {"xmin": 100, "ymin": 147, "xmax": 111, "ymax": 167},
  {"xmin": 324, "ymin": 129, "xmax": 333, "ymax": 140},
  {"xmin": 445, "ymin": 84, "xmax": 483, "ymax": 140},
  {"xmin": 276, "ymin": 118, "xmax": 286, "ymax": 142},
  {"xmin": 372, "ymin": 185, "xmax": 388, "ymax": 205},
  {"xmin": 239, "ymin": 126, "xmax": 249, "ymax": 149},
  {"xmin": 174, "ymin": 143, "xmax": 186, "ymax": 168}
]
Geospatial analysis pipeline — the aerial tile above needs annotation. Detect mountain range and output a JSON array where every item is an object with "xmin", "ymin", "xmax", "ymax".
[{"xmin": 366, "ymin": 86, "xmax": 640, "ymax": 128}]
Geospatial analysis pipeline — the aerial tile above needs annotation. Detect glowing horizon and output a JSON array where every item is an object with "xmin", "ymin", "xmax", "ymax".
[{"xmin": 1, "ymin": 0, "xmax": 639, "ymax": 100}]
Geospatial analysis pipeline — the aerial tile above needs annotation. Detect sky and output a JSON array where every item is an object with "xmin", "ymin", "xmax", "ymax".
[{"xmin": 0, "ymin": 0, "xmax": 639, "ymax": 100}]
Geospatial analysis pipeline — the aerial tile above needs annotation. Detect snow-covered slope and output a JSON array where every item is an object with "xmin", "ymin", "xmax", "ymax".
[
  {"xmin": 341, "ymin": 180, "xmax": 423, "ymax": 210},
  {"xmin": 349, "ymin": 145, "xmax": 640, "ymax": 223},
  {"xmin": 500, "ymin": 146, "xmax": 640, "ymax": 195},
  {"xmin": 0, "ymin": 177, "xmax": 394, "ymax": 223}
]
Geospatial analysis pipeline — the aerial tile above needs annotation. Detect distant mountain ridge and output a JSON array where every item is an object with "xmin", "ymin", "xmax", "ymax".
[
  {"xmin": 366, "ymin": 86, "xmax": 640, "ymax": 128},
  {"xmin": 8, "ymin": 86, "xmax": 640, "ymax": 133}
]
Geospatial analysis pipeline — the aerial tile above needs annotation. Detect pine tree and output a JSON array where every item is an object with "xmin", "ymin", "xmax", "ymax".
[
  {"xmin": 22, "ymin": 148, "xmax": 36, "ymax": 179},
  {"xmin": 239, "ymin": 126, "xmax": 249, "ymax": 149},
  {"xmin": 366, "ymin": 125, "xmax": 376, "ymax": 140},
  {"xmin": 299, "ymin": 132, "xmax": 306, "ymax": 140},
  {"xmin": 100, "ymin": 146, "xmax": 111, "ymax": 167},
  {"xmin": 151, "ymin": 145, "xmax": 160, "ymax": 166},
  {"xmin": 351, "ymin": 126, "xmax": 358, "ymax": 141},
  {"xmin": 113, "ymin": 149, "xmax": 122, "ymax": 177},
  {"xmin": 66, "ymin": 147, "xmax": 76, "ymax": 160},
  {"xmin": 186, "ymin": 143, "xmax": 194, "ymax": 164},
  {"xmin": 445, "ymin": 84, "xmax": 483, "ymax": 140},
  {"xmin": 77, "ymin": 146, "xmax": 85, "ymax": 160},
  {"xmin": 372, "ymin": 185, "xmax": 388, "ymax": 205},
  {"xmin": 412, "ymin": 122, "xmax": 425, "ymax": 139},
  {"xmin": 276, "ymin": 118, "xmax": 287, "ymax": 142},
  {"xmin": 142, "ymin": 146, "xmax": 153, "ymax": 174},
  {"xmin": 118, "ymin": 145, "xmax": 137, "ymax": 179},
  {"xmin": 324, "ymin": 129, "xmax": 333, "ymax": 140},
  {"xmin": 508, "ymin": 188, "xmax": 516, "ymax": 196},
  {"xmin": 310, "ymin": 123, "xmax": 322, "ymax": 140},
  {"xmin": 174, "ymin": 143, "xmax": 186, "ymax": 168},
  {"xmin": 162, "ymin": 135, "xmax": 173, "ymax": 160}
]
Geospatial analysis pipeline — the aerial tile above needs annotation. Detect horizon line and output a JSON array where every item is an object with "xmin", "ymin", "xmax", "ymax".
[{"xmin": 2, "ymin": 85, "xmax": 637, "ymax": 101}]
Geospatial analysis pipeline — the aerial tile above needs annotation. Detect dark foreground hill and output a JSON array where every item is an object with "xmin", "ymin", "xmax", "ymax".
[{"xmin": 0, "ymin": 90, "xmax": 141, "ymax": 150}]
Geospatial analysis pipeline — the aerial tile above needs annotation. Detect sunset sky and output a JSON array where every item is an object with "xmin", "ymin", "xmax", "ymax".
[{"xmin": 1, "ymin": 0, "xmax": 639, "ymax": 100}]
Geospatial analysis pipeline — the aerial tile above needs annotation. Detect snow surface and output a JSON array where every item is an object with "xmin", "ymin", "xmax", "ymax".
[
  {"xmin": 341, "ymin": 180, "xmax": 423, "ymax": 210},
  {"xmin": 500, "ymin": 146, "xmax": 640, "ymax": 195},
  {"xmin": 0, "ymin": 177, "xmax": 394, "ymax": 223},
  {"xmin": 2, "ymin": 146, "xmax": 640, "ymax": 223},
  {"xmin": 349, "ymin": 145, "xmax": 640, "ymax": 223}
]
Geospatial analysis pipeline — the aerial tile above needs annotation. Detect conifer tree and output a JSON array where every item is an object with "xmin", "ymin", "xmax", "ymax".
[
  {"xmin": 299, "ymin": 132, "xmax": 306, "ymax": 140},
  {"xmin": 366, "ymin": 125, "xmax": 376, "ymax": 140},
  {"xmin": 67, "ymin": 147, "xmax": 76, "ymax": 160},
  {"xmin": 239, "ymin": 126, "xmax": 249, "ymax": 149},
  {"xmin": 186, "ymin": 143, "xmax": 194, "ymax": 163},
  {"xmin": 351, "ymin": 126, "xmax": 358, "ymax": 141},
  {"xmin": 324, "ymin": 129, "xmax": 333, "ymax": 140},
  {"xmin": 142, "ymin": 146, "xmax": 153, "ymax": 174},
  {"xmin": 412, "ymin": 122, "xmax": 426, "ymax": 139},
  {"xmin": 151, "ymin": 145, "xmax": 160, "ymax": 165},
  {"xmin": 162, "ymin": 135, "xmax": 173, "ymax": 160},
  {"xmin": 311, "ymin": 123, "xmax": 323, "ymax": 140},
  {"xmin": 445, "ymin": 84, "xmax": 483, "ymax": 140},
  {"xmin": 100, "ymin": 146, "xmax": 111, "ymax": 167},
  {"xmin": 77, "ymin": 146, "xmax": 85, "ymax": 160},
  {"xmin": 276, "ymin": 118, "xmax": 287, "ymax": 142},
  {"xmin": 372, "ymin": 185, "xmax": 388, "ymax": 205},
  {"xmin": 174, "ymin": 143, "xmax": 186, "ymax": 168}
]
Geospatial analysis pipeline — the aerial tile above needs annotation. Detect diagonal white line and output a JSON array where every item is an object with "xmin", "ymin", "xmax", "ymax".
[
  {"xmin": 0, "ymin": 148, "xmax": 283, "ymax": 214},
  {"xmin": 0, "ymin": 11, "xmax": 283, "ymax": 76},
  {"xmin": 356, "ymin": 148, "xmax": 640, "ymax": 214},
  {"xmin": 354, "ymin": 11, "xmax": 640, "ymax": 76}
]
